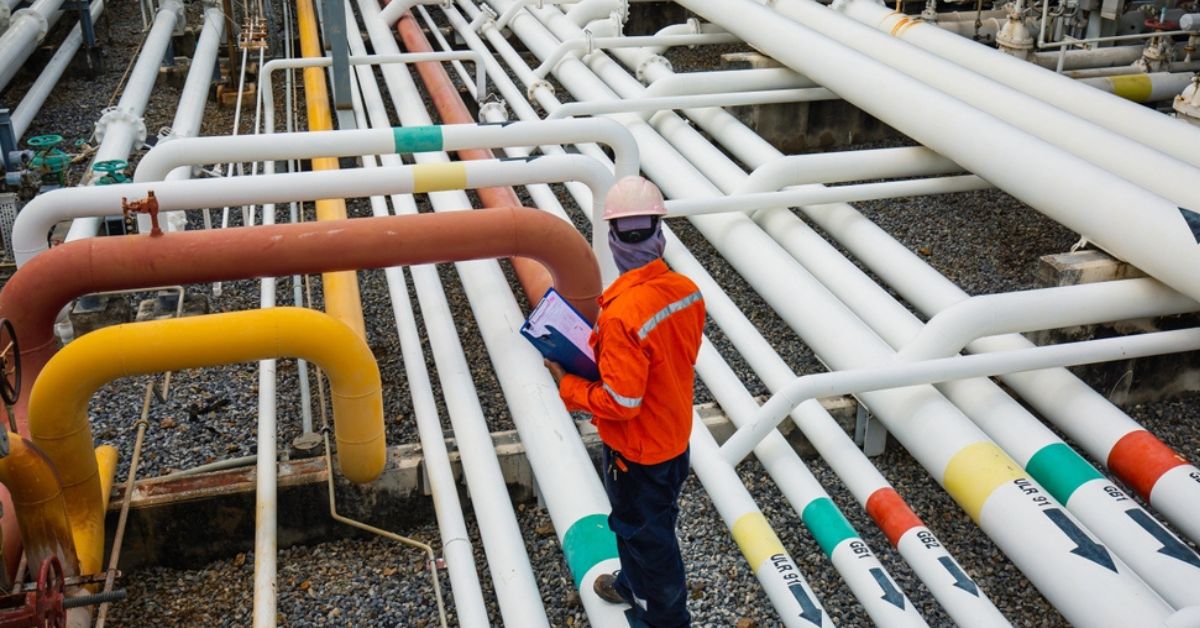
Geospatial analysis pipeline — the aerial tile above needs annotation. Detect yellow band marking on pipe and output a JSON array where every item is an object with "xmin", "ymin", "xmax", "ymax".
[
  {"xmin": 732, "ymin": 511, "xmax": 787, "ymax": 569},
  {"xmin": 943, "ymin": 441, "xmax": 1026, "ymax": 523},
  {"xmin": 1108, "ymin": 74, "xmax": 1153, "ymax": 103},
  {"xmin": 413, "ymin": 163, "xmax": 469, "ymax": 193}
]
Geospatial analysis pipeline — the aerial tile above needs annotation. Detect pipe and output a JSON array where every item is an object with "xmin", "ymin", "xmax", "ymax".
[
  {"xmin": 686, "ymin": 411, "xmax": 838, "ymax": 627},
  {"xmin": 0, "ymin": 435, "xmax": 81, "ymax": 580},
  {"xmin": 695, "ymin": 342, "xmax": 928, "ymax": 626},
  {"xmin": 0, "ymin": 0, "xmax": 65, "ymax": 94},
  {"xmin": 149, "ymin": 4, "xmax": 225, "ymax": 234},
  {"xmin": 663, "ymin": 176, "xmax": 988, "ymax": 217},
  {"xmin": 768, "ymin": 0, "xmax": 1200, "ymax": 233},
  {"xmin": 10, "ymin": 0, "xmax": 105, "ymax": 140},
  {"xmin": 899, "ymin": 279, "xmax": 1200, "ymax": 361},
  {"xmin": 65, "ymin": 0, "xmax": 184, "ymax": 244},
  {"xmin": 1065, "ymin": 61, "xmax": 1200, "ymax": 79},
  {"xmin": 359, "ymin": 0, "xmax": 625, "ymax": 621},
  {"xmin": 838, "ymin": 1, "xmax": 1200, "ymax": 172},
  {"xmin": 502, "ymin": 0, "xmax": 1171, "ymax": 621},
  {"xmin": 296, "ymin": 0, "xmax": 366, "ymax": 341},
  {"xmin": 378, "ymin": 0, "xmax": 442, "ymax": 25},
  {"xmin": 340, "ymin": 44, "xmax": 492, "ymax": 626},
  {"xmin": 546, "ymin": 88, "xmax": 839, "ymax": 119},
  {"xmin": 1078, "ymin": 72, "xmax": 1192, "ymax": 102},
  {"xmin": 14, "ymin": 154, "xmax": 614, "ymax": 269},
  {"xmin": 28, "ymin": 308, "xmax": 385, "ymax": 576},
  {"xmin": 531, "ymin": 32, "xmax": 736, "ymax": 79},
  {"xmin": 721, "ymin": 327, "xmax": 1200, "ymax": 466},
  {"xmin": 2, "ymin": 206, "xmax": 601, "ymax": 417},
  {"xmin": 135, "ymin": 120, "xmax": 639, "ymax": 183},
  {"xmin": 643, "ymin": 68, "xmax": 817, "ymax": 97}
]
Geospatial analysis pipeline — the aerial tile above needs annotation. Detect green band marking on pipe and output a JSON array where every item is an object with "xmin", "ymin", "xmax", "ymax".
[
  {"xmin": 1026, "ymin": 443, "xmax": 1105, "ymax": 505},
  {"xmin": 802, "ymin": 497, "xmax": 858, "ymax": 557},
  {"xmin": 393, "ymin": 126, "xmax": 443, "ymax": 153},
  {"xmin": 562, "ymin": 514, "xmax": 618, "ymax": 589}
]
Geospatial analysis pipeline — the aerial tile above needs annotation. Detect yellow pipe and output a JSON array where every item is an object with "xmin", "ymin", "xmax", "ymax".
[
  {"xmin": 28, "ymin": 308, "xmax": 386, "ymax": 574},
  {"xmin": 0, "ymin": 434, "xmax": 81, "ymax": 578},
  {"xmin": 96, "ymin": 445, "xmax": 118, "ymax": 509},
  {"xmin": 295, "ymin": 0, "xmax": 367, "ymax": 340}
]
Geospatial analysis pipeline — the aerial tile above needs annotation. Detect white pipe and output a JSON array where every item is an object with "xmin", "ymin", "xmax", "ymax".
[
  {"xmin": 546, "ymin": 87, "xmax": 839, "ymax": 119},
  {"xmin": 838, "ymin": 0, "xmax": 1200, "ymax": 171},
  {"xmin": 1080, "ymin": 72, "xmax": 1193, "ymax": 102},
  {"xmin": 343, "ymin": 12, "xmax": 540, "ymax": 624},
  {"xmin": 722, "ymin": 327, "xmax": 1200, "ymax": 463},
  {"xmin": 769, "ymin": 0, "xmax": 1200, "ymax": 230},
  {"xmin": 13, "ymin": 154, "xmax": 613, "ymax": 266},
  {"xmin": 531, "ymin": 32, "xmax": 736, "ymax": 79},
  {"xmin": 378, "ymin": 0, "xmax": 443, "ymax": 25},
  {"xmin": 0, "ymin": 0, "xmax": 64, "ymax": 93},
  {"xmin": 695, "ymin": 341, "xmax": 928, "ymax": 626},
  {"xmin": 10, "ymin": 0, "xmax": 105, "ymax": 139},
  {"xmin": 899, "ymin": 279, "xmax": 1200, "ymax": 361},
  {"xmin": 740, "ymin": 146, "xmax": 961, "ymax": 187},
  {"xmin": 506, "ymin": 0, "xmax": 1174, "ymax": 621},
  {"xmin": 360, "ymin": 0, "xmax": 627, "ymax": 621},
  {"xmin": 642, "ymin": 67, "xmax": 817, "ymax": 96},
  {"xmin": 664, "ymin": 176, "xmax": 987, "ymax": 217},
  {"xmin": 687, "ymin": 411, "xmax": 837, "ymax": 628},
  {"xmin": 144, "ymin": 5, "xmax": 224, "ymax": 234},
  {"xmin": 63, "ymin": 0, "xmax": 184, "ymax": 244},
  {"xmin": 490, "ymin": 0, "xmax": 581, "ymax": 31},
  {"xmin": 563, "ymin": 0, "xmax": 620, "ymax": 26},
  {"xmin": 135, "ymin": 119, "xmax": 640, "ymax": 182}
]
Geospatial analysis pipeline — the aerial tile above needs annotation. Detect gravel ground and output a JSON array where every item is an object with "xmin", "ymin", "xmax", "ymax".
[{"xmin": 4, "ymin": 0, "xmax": 1200, "ymax": 626}]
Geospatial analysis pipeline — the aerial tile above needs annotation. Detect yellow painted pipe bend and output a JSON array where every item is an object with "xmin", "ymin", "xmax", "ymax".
[
  {"xmin": 27, "ymin": 307, "xmax": 386, "ymax": 574},
  {"xmin": 0, "ymin": 434, "xmax": 82, "ymax": 577}
]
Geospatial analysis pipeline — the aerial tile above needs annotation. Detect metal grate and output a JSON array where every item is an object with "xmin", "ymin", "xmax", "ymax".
[{"xmin": 0, "ymin": 193, "xmax": 16, "ymax": 263}]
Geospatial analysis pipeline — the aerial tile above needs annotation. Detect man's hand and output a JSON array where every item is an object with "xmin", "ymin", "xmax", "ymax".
[{"xmin": 544, "ymin": 359, "xmax": 567, "ymax": 386}]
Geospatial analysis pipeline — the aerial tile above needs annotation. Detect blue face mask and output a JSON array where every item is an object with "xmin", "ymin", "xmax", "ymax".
[{"xmin": 608, "ymin": 224, "xmax": 666, "ymax": 274}]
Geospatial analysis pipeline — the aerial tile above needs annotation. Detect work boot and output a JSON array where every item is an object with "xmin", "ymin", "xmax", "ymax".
[{"xmin": 593, "ymin": 572, "xmax": 626, "ymax": 604}]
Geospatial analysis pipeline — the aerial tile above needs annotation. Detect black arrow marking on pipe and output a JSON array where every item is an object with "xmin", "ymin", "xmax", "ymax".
[
  {"xmin": 788, "ymin": 582, "xmax": 824, "ymax": 625},
  {"xmin": 937, "ymin": 556, "xmax": 979, "ymax": 596},
  {"xmin": 1044, "ymin": 508, "xmax": 1118, "ymax": 572},
  {"xmin": 499, "ymin": 154, "xmax": 542, "ymax": 163},
  {"xmin": 1126, "ymin": 508, "xmax": 1200, "ymax": 569},
  {"xmin": 477, "ymin": 120, "xmax": 516, "ymax": 127},
  {"xmin": 1180, "ymin": 207, "xmax": 1200, "ymax": 244},
  {"xmin": 870, "ymin": 567, "xmax": 906, "ymax": 610}
]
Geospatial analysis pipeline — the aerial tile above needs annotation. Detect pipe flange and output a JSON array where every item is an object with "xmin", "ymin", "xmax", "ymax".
[
  {"xmin": 526, "ymin": 78, "xmax": 554, "ymax": 101},
  {"xmin": 94, "ymin": 107, "xmax": 149, "ymax": 149},
  {"xmin": 478, "ymin": 100, "xmax": 509, "ymax": 123},
  {"xmin": 12, "ymin": 9, "xmax": 48, "ymax": 41},
  {"xmin": 636, "ymin": 55, "xmax": 673, "ymax": 82}
]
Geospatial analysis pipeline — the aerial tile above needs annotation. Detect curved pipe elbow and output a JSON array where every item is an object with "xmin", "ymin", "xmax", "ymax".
[
  {"xmin": 0, "ymin": 435, "xmax": 81, "ymax": 578},
  {"xmin": 27, "ymin": 308, "xmax": 386, "ymax": 574}
]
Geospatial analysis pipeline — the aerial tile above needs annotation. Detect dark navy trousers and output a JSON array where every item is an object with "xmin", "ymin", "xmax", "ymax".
[{"xmin": 602, "ymin": 444, "xmax": 691, "ymax": 628}]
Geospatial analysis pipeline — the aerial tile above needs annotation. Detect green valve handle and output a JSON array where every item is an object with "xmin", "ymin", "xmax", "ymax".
[
  {"xmin": 26, "ymin": 134, "xmax": 63, "ymax": 149},
  {"xmin": 92, "ymin": 160, "xmax": 128, "ymax": 175}
]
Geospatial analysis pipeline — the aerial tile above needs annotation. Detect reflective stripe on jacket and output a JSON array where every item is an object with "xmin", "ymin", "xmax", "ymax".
[{"xmin": 559, "ymin": 259, "xmax": 705, "ymax": 465}]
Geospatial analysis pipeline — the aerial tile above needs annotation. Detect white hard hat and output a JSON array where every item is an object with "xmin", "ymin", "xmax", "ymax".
[{"xmin": 603, "ymin": 176, "xmax": 667, "ymax": 220}]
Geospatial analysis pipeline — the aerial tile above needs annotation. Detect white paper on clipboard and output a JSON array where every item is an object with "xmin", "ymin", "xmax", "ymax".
[{"xmin": 524, "ymin": 290, "xmax": 595, "ymax": 359}]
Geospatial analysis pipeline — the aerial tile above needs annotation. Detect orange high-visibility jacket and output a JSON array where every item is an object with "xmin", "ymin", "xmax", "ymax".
[{"xmin": 559, "ymin": 259, "xmax": 706, "ymax": 465}]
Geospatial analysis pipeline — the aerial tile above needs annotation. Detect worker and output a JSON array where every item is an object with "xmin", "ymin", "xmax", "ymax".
[{"xmin": 545, "ymin": 176, "xmax": 705, "ymax": 627}]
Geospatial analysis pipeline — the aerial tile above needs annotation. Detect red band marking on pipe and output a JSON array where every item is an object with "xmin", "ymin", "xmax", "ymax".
[
  {"xmin": 1107, "ymin": 430, "xmax": 1188, "ymax": 500},
  {"xmin": 866, "ymin": 488, "xmax": 924, "ymax": 547}
]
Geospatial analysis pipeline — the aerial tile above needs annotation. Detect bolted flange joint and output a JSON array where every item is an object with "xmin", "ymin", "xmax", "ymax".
[
  {"xmin": 636, "ymin": 55, "xmax": 673, "ymax": 82},
  {"xmin": 526, "ymin": 78, "xmax": 555, "ymax": 102},
  {"xmin": 94, "ymin": 107, "xmax": 149, "ymax": 149},
  {"xmin": 12, "ymin": 8, "xmax": 48, "ymax": 41},
  {"xmin": 478, "ymin": 100, "xmax": 509, "ymax": 123}
]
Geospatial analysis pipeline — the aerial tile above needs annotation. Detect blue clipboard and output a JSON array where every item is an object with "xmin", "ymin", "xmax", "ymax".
[{"xmin": 521, "ymin": 288, "xmax": 600, "ymax": 381}]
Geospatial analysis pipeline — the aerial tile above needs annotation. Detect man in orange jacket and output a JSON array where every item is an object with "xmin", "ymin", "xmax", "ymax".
[{"xmin": 546, "ymin": 176, "xmax": 704, "ymax": 627}]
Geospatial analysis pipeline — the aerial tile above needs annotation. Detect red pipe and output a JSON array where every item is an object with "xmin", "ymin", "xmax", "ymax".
[
  {"xmin": 395, "ymin": 11, "xmax": 556, "ymax": 305},
  {"xmin": 0, "ymin": 207, "xmax": 599, "ymax": 429}
]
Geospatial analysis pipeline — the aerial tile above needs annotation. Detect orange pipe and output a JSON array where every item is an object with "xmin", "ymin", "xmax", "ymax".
[
  {"xmin": 296, "ymin": 0, "xmax": 367, "ymax": 340},
  {"xmin": 395, "ymin": 10, "xmax": 555, "ymax": 306}
]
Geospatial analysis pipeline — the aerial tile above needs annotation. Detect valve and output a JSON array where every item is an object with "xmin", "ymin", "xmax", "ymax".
[
  {"xmin": 0, "ymin": 318, "xmax": 19, "ymax": 408},
  {"xmin": 121, "ymin": 190, "xmax": 162, "ymax": 237},
  {"xmin": 26, "ymin": 135, "xmax": 71, "ymax": 188},
  {"xmin": 33, "ymin": 556, "xmax": 64, "ymax": 628},
  {"xmin": 91, "ymin": 159, "xmax": 129, "ymax": 185}
]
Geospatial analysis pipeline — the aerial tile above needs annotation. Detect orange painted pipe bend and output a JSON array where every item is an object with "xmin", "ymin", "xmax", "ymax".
[
  {"xmin": 395, "ymin": 11, "xmax": 555, "ymax": 306},
  {"xmin": 0, "ymin": 206, "xmax": 600, "ymax": 430},
  {"xmin": 27, "ymin": 307, "xmax": 385, "ymax": 575}
]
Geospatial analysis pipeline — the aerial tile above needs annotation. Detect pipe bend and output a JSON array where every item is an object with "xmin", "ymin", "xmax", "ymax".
[
  {"xmin": 0, "ymin": 434, "xmax": 81, "ymax": 578},
  {"xmin": 27, "ymin": 307, "xmax": 385, "ymax": 574}
]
